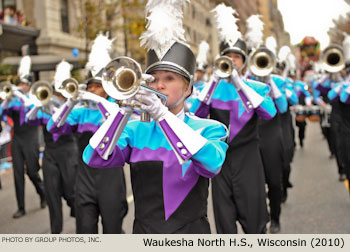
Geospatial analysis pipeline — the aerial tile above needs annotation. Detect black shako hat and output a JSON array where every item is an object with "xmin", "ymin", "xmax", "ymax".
[
  {"xmin": 86, "ymin": 68, "xmax": 103, "ymax": 86},
  {"xmin": 19, "ymin": 74, "xmax": 33, "ymax": 85},
  {"xmin": 220, "ymin": 38, "xmax": 248, "ymax": 63},
  {"xmin": 145, "ymin": 42, "xmax": 196, "ymax": 82}
]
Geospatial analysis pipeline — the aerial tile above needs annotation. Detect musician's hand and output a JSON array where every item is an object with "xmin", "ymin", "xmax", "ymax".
[
  {"xmin": 134, "ymin": 89, "xmax": 168, "ymax": 121},
  {"xmin": 141, "ymin": 74, "xmax": 155, "ymax": 85}
]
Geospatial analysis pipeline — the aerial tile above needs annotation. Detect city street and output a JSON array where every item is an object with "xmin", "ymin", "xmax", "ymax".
[{"xmin": 0, "ymin": 121, "xmax": 349, "ymax": 234}]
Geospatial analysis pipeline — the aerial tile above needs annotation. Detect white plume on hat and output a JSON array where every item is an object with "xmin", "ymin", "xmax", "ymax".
[
  {"xmin": 54, "ymin": 60, "xmax": 73, "ymax": 91},
  {"xmin": 265, "ymin": 36, "xmax": 277, "ymax": 56},
  {"xmin": 343, "ymin": 33, "xmax": 350, "ymax": 62},
  {"xmin": 278, "ymin": 45, "xmax": 291, "ymax": 62},
  {"xmin": 140, "ymin": 0, "xmax": 189, "ymax": 59},
  {"xmin": 287, "ymin": 53, "xmax": 297, "ymax": 71},
  {"xmin": 245, "ymin": 15, "xmax": 264, "ymax": 50},
  {"xmin": 196, "ymin": 41, "xmax": 210, "ymax": 71},
  {"xmin": 212, "ymin": 3, "xmax": 241, "ymax": 48},
  {"xmin": 85, "ymin": 33, "xmax": 114, "ymax": 77},
  {"xmin": 18, "ymin": 55, "xmax": 31, "ymax": 82}
]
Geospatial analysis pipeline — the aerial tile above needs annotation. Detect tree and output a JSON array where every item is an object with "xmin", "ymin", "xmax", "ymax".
[
  {"xmin": 328, "ymin": 12, "xmax": 350, "ymax": 45},
  {"xmin": 73, "ymin": 0, "xmax": 146, "ymax": 64},
  {"xmin": 121, "ymin": 0, "xmax": 146, "ymax": 64}
]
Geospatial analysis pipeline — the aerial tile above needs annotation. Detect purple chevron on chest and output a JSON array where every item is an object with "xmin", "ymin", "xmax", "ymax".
[
  {"xmin": 129, "ymin": 146, "xmax": 199, "ymax": 220},
  {"xmin": 77, "ymin": 123, "xmax": 99, "ymax": 134},
  {"xmin": 211, "ymin": 99, "xmax": 253, "ymax": 141}
]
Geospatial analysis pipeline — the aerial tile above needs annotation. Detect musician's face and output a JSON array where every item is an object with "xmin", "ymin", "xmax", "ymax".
[
  {"xmin": 18, "ymin": 82, "xmax": 30, "ymax": 93},
  {"xmin": 195, "ymin": 70, "xmax": 205, "ymax": 82},
  {"xmin": 225, "ymin": 51, "xmax": 244, "ymax": 70},
  {"xmin": 149, "ymin": 70, "xmax": 191, "ymax": 114},
  {"xmin": 87, "ymin": 82, "xmax": 106, "ymax": 97}
]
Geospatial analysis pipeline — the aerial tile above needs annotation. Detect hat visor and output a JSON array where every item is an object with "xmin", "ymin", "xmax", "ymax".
[{"xmin": 146, "ymin": 63, "xmax": 191, "ymax": 82}]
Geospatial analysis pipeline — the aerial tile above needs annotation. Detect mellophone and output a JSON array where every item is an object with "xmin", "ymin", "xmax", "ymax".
[{"xmin": 294, "ymin": 105, "xmax": 322, "ymax": 122}]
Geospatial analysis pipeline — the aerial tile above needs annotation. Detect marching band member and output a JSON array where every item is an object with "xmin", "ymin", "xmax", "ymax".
[
  {"xmin": 291, "ymin": 74, "xmax": 313, "ymax": 148},
  {"xmin": 310, "ymin": 62, "xmax": 334, "ymax": 159},
  {"xmin": 191, "ymin": 4, "xmax": 277, "ymax": 234},
  {"xmin": 0, "ymin": 55, "xmax": 46, "ymax": 218},
  {"xmin": 47, "ymin": 33, "xmax": 128, "ymax": 234},
  {"xmin": 25, "ymin": 61, "xmax": 78, "ymax": 233},
  {"xmin": 185, "ymin": 40, "xmax": 210, "ymax": 111},
  {"xmin": 314, "ymin": 44, "xmax": 346, "ymax": 181},
  {"xmin": 82, "ymin": 0, "xmax": 228, "ymax": 234},
  {"xmin": 276, "ymin": 46, "xmax": 299, "ymax": 203},
  {"xmin": 328, "ymin": 34, "xmax": 350, "ymax": 188},
  {"xmin": 246, "ymin": 25, "xmax": 288, "ymax": 233}
]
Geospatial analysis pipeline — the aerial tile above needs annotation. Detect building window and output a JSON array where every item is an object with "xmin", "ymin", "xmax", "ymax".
[{"xmin": 60, "ymin": 0, "xmax": 69, "ymax": 33}]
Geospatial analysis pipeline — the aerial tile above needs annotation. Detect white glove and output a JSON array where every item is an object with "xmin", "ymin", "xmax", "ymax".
[
  {"xmin": 134, "ymin": 89, "xmax": 168, "ymax": 121},
  {"xmin": 13, "ymin": 90, "xmax": 32, "ymax": 107},
  {"xmin": 78, "ymin": 90, "xmax": 119, "ymax": 116},
  {"xmin": 141, "ymin": 73, "xmax": 155, "ymax": 84}
]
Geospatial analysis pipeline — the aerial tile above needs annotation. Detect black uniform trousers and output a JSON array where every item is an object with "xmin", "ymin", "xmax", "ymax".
[
  {"xmin": 75, "ymin": 159, "xmax": 128, "ymax": 234},
  {"xmin": 210, "ymin": 110, "xmax": 268, "ymax": 234},
  {"xmin": 319, "ymin": 96, "xmax": 334, "ymax": 156},
  {"xmin": 12, "ymin": 132, "xmax": 45, "ymax": 211},
  {"xmin": 258, "ymin": 115, "xmax": 284, "ymax": 222},
  {"xmin": 280, "ymin": 109, "xmax": 295, "ymax": 194},
  {"xmin": 340, "ymin": 103, "xmax": 350, "ymax": 187},
  {"xmin": 330, "ymin": 102, "xmax": 345, "ymax": 176},
  {"xmin": 296, "ymin": 94, "xmax": 307, "ymax": 147},
  {"xmin": 212, "ymin": 140, "xmax": 268, "ymax": 234},
  {"xmin": 42, "ymin": 137, "xmax": 78, "ymax": 234}
]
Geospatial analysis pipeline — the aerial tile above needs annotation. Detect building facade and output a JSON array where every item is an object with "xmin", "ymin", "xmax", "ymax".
[{"xmin": 1, "ymin": 0, "xmax": 291, "ymax": 81}]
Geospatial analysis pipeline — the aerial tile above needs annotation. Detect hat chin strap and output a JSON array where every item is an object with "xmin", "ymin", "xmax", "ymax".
[
  {"xmin": 168, "ymin": 94, "xmax": 186, "ymax": 110},
  {"xmin": 236, "ymin": 61, "xmax": 247, "ymax": 74},
  {"xmin": 167, "ymin": 81, "xmax": 192, "ymax": 111}
]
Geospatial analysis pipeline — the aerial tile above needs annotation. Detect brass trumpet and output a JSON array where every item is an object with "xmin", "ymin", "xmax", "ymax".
[
  {"xmin": 59, "ymin": 78, "xmax": 80, "ymax": 99},
  {"xmin": 29, "ymin": 81, "xmax": 53, "ymax": 106},
  {"xmin": 248, "ymin": 47, "xmax": 276, "ymax": 77},
  {"xmin": 214, "ymin": 56, "xmax": 235, "ymax": 78},
  {"xmin": 321, "ymin": 45, "xmax": 345, "ymax": 73},
  {"xmin": 102, "ymin": 56, "xmax": 167, "ymax": 122},
  {"xmin": 0, "ymin": 81, "xmax": 14, "ymax": 100}
]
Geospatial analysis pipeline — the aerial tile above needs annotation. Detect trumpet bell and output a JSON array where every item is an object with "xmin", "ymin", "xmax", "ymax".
[
  {"xmin": 321, "ymin": 45, "xmax": 345, "ymax": 73},
  {"xmin": 29, "ymin": 81, "xmax": 53, "ymax": 106},
  {"xmin": 248, "ymin": 48, "xmax": 276, "ymax": 77},
  {"xmin": 214, "ymin": 56, "xmax": 235, "ymax": 78},
  {"xmin": 0, "ymin": 81, "xmax": 13, "ymax": 100},
  {"xmin": 102, "ymin": 56, "xmax": 142, "ymax": 100},
  {"xmin": 60, "ymin": 78, "xmax": 79, "ymax": 99}
]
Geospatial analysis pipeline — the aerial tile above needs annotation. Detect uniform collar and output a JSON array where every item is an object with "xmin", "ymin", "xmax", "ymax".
[{"xmin": 175, "ymin": 108, "xmax": 185, "ymax": 121}]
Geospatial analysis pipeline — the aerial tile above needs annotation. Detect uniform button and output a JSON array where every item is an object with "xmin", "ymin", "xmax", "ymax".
[
  {"xmin": 103, "ymin": 137, "xmax": 109, "ymax": 143},
  {"xmin": 177, "ymin": 142, "xmax": 183, "ymax": 148},
  {"xmin": 105, "ymin": 112, "xmax": 110, "ymax": 117},
  {"xmin": 248, "ymin": 105, "xmax": 253, "ymax": 109},
  {"xmin": 99, "ymin": 143, "xmax": 105, "ymax": 150},
  {"xmin": 181, "ymin": 149, "xmax": 188, "ymax": 156}
]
